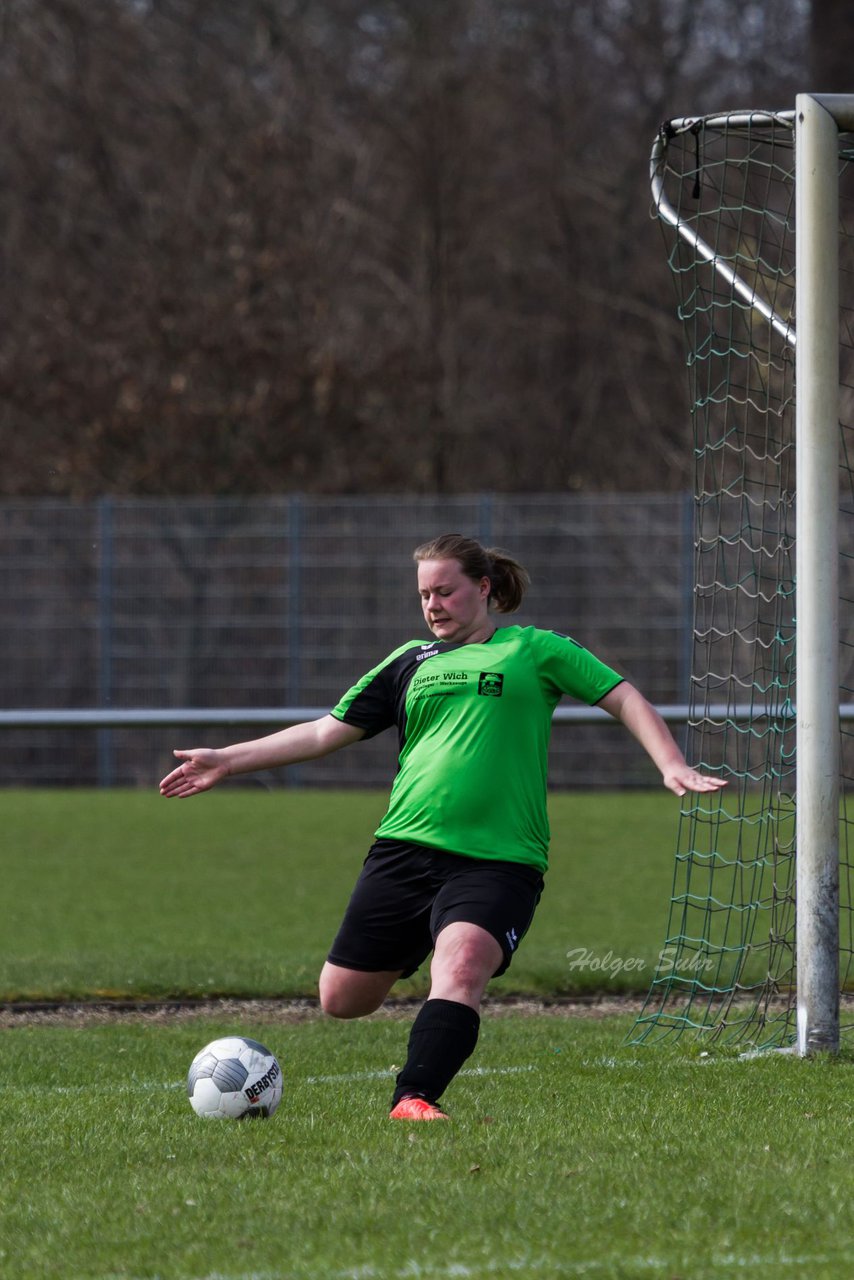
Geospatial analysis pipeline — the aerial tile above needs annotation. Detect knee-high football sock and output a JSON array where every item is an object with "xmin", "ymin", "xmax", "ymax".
[{"xmin": 391, "ymin": 998, "xmax": 481, "ymax": 1108}]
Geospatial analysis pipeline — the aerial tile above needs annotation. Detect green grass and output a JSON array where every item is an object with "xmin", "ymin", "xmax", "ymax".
[
  {"xmin": 1, "ymin": 789, "xmax": 680, "ymax": 1002},
  {"xmin": 3, "ymin": 1011, "xmax": 854, "ymax": 1279},
  {"xmin": 4, "ymin": 789, "xmax": 854, "ymax": 1278}
]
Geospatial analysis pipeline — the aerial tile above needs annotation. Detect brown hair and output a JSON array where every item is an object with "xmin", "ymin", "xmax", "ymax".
[{"xmin": 413, "ymin": 533, "xmax": 530, "ymax": 614}]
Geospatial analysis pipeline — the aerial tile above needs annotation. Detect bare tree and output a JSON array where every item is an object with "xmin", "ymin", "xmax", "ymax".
[
  {"xmin": 810, "ymin": 0, "xmax": 854, "ymax": 93},
  {"xmin": 0, "ymin": 0, "xmax": 809, "ymax": 497}
]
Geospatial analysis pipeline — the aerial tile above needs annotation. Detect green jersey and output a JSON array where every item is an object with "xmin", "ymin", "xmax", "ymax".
[{"xmin": 330, "ymin": 625, "xmax": 622, "ymax": 871}]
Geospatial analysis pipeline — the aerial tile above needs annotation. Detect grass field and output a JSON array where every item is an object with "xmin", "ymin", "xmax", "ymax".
[
  {"xmin": 2, "ymin": 789, "xmax": 681, "ymax": 1002},
  {"xmin": 4, "ymin": 1010, "xmax": 854, "ymax": 1279},
  {"xmin": 4, "ymin": 789, "xmax": 854, "ymax": 1279}
]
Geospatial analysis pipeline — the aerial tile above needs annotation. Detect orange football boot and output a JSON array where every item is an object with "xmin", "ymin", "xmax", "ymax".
[{"xmin": 389, "ymin": 1096, "xmax": 450, "ymax": 1121}]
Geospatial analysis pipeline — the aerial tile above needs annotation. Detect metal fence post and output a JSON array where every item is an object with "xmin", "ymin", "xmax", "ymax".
[
  {"xmin": 288, "ymin": 495, "xmax": 303, "ymax": 787},
  {"xmin": 97, "ymin": 496, "xmax": 114, "ymax": 788},
  {"xmin": 478, "ymin": 493, "xmax": 493, "ymax": 545}
]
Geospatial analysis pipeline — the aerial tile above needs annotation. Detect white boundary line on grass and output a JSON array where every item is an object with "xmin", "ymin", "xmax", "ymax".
[
  {"xmin": 304, "ymin": 1064, "xmax": 536, "ymax": 1084},
  {"xmin": 109, "ymin": 1247, "xmax": 854, "ymax": 1280},
  {"xmin": 23, "ymin": 1053, "xmax": 811, "ymax": 1097},
  {"xmin": 331, "ymin": 1255, "xmax": 854, "ymax": 1279},
  {"xmin": 16, "ymin": 1064, "xmax": 538, "ymax": 1096},
  {"xmin": 329, "ymin": 1254, "xmax": 854, "ymax": 1279}
]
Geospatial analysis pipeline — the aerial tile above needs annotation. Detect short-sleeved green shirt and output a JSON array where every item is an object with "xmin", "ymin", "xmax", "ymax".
[{"xmin": 330, "ymin": 625, "xmax": 622, "ymax": 872}]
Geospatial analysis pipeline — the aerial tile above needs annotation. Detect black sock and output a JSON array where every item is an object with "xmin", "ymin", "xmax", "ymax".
[{"xmin": 391, "ymin": 998, "xmax": 481, "ymax": 1108}]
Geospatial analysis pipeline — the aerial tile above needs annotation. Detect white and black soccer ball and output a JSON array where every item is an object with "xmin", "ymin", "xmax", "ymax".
[{"xmin": 187, "ymin": 1036, "xmax": 283, "ymax": 1119}]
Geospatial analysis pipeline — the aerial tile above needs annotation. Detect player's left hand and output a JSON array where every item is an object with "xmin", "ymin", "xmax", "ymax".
[{"xmin": 663, "ymin": 765, "xmax": 728, "ymax": 797}]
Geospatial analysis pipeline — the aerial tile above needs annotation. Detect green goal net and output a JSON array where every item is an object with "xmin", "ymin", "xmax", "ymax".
[{"xmin": 630, "ymin": 107, "xmax": 854, "ymax": 1049}]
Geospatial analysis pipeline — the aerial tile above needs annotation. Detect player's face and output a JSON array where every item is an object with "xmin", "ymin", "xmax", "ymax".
[{"xmin": 417, "ymin": 559, "xmax": 493, "ymax": 645}]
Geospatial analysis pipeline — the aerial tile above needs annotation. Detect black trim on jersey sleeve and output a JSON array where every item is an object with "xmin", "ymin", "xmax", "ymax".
[
  {"xmin": 331, "ymin": 666, "xmax": 398, "ymax": 739},
  {"xmin": 593, "ymin": 677, "xmax": 625, "ymax": 704},
  {"xmin": 330, "ymin": 642, "xmax": 443, "ymax": 747}
]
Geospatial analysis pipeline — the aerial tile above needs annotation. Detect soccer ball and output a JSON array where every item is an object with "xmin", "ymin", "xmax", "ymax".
[{"xmin": 187, "ymin": 1036, "xmax": 283, "ymax": 1119}]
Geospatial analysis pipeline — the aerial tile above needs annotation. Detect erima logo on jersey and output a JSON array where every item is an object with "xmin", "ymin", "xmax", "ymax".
[{"xmin": 416, "ymin": 646, "xmax": 440, "ymax": 662}]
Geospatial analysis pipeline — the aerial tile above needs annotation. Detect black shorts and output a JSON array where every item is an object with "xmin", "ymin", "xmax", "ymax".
[{"xmin": 326, "ymin": 838, "xmax": 544, "ymax": 979}]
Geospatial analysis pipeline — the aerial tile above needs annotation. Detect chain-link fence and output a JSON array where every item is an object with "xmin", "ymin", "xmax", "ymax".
[{"xmin": 0, "ymin": 494, "xmax": 693, "ymax": 787}]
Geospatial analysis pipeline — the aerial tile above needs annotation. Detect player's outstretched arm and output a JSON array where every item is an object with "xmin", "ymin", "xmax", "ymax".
[
  {"xmin": 159, "ymin": 714, "xmax": 365, "ymax": 798},
  {"xmin": 597, "ymin": 681, "xmax": 728, "ymax": 798}
]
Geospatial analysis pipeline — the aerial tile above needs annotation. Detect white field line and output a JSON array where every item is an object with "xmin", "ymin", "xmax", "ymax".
[
  {"xmin": 322, "ymin": 1255, "xmax": 854, "ymax": 1280},
  {"xmin": 101, "ymin": 1249, "xmax": 854, "ymax": 1280},
  {"xmin": 5, "ymin": 1064, "xmax": 537, "ymax": 1096},
  {"xmin": 6, "ymin": 1055, "xmax": 771, "ymax": 1096},
  {"xmin": 304, "ymin": 1064, "xmax": 536, "ymax": 1084},
  {"xmin": 8, "ymin": 1053, "xmax": 783, "ymax": 1097}
]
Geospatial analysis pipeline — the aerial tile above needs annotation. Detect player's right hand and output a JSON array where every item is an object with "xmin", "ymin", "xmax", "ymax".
[{"xmin": 159, "ymin": 749, "xmax": 228, "ymax": 798}]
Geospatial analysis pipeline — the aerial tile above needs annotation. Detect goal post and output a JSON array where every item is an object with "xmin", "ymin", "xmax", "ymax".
[
  {"xmin": 632, "ymin": 93, "xmax": 854, "ymax": 1055},
  {"xmin": 794, "ymin": 94, "xmax": 846, "ymax": 1055}
]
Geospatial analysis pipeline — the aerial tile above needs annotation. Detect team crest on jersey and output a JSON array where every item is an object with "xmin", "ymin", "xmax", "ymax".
[{"xmin": 478, "ymin": 672, "xmax": 504, "ymax": 697}]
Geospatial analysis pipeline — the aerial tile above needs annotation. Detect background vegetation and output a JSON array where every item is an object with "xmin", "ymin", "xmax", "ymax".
[{"xmin": 2, "ymin": 0, "xmax": 848, "ymax": 498}]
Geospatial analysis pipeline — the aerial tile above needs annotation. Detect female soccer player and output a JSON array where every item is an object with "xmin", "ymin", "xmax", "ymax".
[{"xmin": 160, "ymin": 534, "xmax": 726, "ymax": 1120}]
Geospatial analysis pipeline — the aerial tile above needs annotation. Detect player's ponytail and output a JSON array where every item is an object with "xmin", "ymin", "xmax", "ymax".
[
  {"xmin": 485, "ymin": 547, "xmax": 530, "ymax": 613},
  {"xmin": 412, "ymin": 534, "xmax": 530, "ymax": 614}
]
